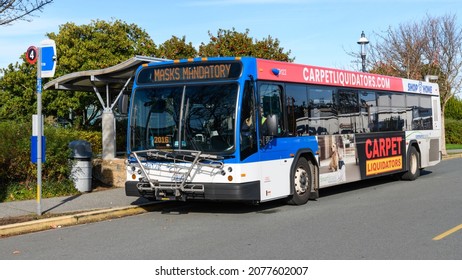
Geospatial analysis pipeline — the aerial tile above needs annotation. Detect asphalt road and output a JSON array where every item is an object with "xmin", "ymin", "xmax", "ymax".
[{"xmin": 1, "ymin": 158, "xmax": 461, "ymax": 260}]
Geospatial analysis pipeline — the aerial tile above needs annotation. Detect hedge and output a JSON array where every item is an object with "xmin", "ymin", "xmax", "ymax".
[
  {"xmin": 0, "ymin": 120, "xmax": 102, "ymax": 202},
  {"xmin": 445, "ymin": 118, "xmax": 462, "ymax": 145}
]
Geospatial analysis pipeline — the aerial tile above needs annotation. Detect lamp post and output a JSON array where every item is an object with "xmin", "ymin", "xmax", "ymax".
[{"xmin": 357, "ymin": 31, "xmax": 369, "ymax": 72}]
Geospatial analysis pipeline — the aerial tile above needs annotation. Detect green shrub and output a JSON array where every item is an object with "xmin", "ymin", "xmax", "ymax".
[
  {"xmin": 445, "ymin": 97, "xmax": 462, "ymax": 120},
  {"xmin": 2, "ymin": 180, "xmax": 79, "ymax": 202},
  {"xmin": 445, "ymin": 118, "xmax": 462, "ymax": 144},
  {"xmin": 0, "ymin": 120, "xmax": 102, "ymax": 202},
  {"xmin": 0, "ymin": 121, "xmax": 32, "ymax": 184}
]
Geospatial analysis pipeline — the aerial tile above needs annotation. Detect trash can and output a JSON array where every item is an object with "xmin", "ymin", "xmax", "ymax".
[{"xmin": 69, "ymin": 140, "xmax": 92, "ymax": 192}]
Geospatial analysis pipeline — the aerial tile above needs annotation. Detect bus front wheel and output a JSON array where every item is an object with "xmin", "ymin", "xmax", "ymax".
[
  {"xmin": 402, "ymin": 146, "xmax": 420, "ymax": 181},
  {"xmin": 287, "ymin": 157, "xmax": 312, "ymax": 205}
]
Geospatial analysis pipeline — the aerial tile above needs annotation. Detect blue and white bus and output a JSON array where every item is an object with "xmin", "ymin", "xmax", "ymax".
[{"xmin": 124, "ymin": 57, "xmax": 441, "ymax": 205}]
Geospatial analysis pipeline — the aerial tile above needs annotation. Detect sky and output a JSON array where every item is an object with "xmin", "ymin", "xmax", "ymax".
[{"xmin": 0, "ymin": 0, "xmax": 461, "ymax": 72}]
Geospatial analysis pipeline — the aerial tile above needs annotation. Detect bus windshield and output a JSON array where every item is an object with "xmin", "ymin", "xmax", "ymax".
[{"xmin": 130, "ymin": 83, "xmax": 238, "ymax": 153}]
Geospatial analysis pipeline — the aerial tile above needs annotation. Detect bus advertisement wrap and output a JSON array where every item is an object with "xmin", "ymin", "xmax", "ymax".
[
  {"xmin": 257, "ymin": 59, "xmax": 439, "ymax": 95},
  {"xmin": 355, "ymin": 132, "xmax": 406, "ymax": 178},
  {"xmin": 257, "ymin": 59, "xmax": 405, "ymax": 91}
]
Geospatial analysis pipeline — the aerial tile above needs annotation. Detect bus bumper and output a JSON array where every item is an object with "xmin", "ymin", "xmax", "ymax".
[{"xmin": 125, "ymin": 181, "xmax": 261, "ymax": 202}]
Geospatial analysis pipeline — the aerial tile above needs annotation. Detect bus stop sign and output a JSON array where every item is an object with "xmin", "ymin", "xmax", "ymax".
[
  {"xmin": 40, "ymin": 39, "xmax": 57, "ymax": 78},
  {"xmin": 26, "ymin": 46, "xmax": 38, "ymax": 65}
]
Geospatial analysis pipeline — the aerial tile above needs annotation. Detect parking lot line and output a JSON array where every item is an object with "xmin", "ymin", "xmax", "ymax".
[{"xmin": 433, "ymin": 223, "xmax": 462, "ymax": 241}]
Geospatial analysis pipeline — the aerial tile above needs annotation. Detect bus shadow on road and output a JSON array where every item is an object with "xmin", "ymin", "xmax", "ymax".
[
  {"xmin": 319, "ymin": 169, "xmax": 433, "ymax": 198},
  {"xmin": 134, "ymin": 170, "xmax": 434, "ymax": 215},
  {"xmin": 157, "ymin": 199, "xmax": 287, "ymax": 215},
  {"xmin": 133, "ymin": 198, "xmax": 288, "ymax": 215}
]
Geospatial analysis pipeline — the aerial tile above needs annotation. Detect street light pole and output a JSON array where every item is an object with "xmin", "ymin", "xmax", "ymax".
[{"xmin": 357, "ymin": 31, "xmax": 369, "ymax": 72}]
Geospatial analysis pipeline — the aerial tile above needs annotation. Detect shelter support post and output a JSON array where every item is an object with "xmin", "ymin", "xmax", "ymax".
[
  {"xmin": 102, "ymin": 110, "xmax": 116, "ymax": 159},
  {"xmin": 92, "ymin": 84, "xmax": 116, "ymax": 160}
]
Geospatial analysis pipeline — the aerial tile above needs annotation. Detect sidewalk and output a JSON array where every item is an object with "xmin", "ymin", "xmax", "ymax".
[
  {"xmin": 0, "ymin": 187, "xmax": 165, "ymax": 237},
  {"xmin": 0, "ymin": 187, "xmax": 150, "ymax": 219}
]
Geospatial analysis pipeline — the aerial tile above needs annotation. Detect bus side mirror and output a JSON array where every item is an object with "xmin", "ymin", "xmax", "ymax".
[
  {"xmin": 118, "ymin": 94, "xmax": 129, "ymax": 115},
  {"xmin": 265, "ymin": 114, "xmax": 279, "ymax": 136}
]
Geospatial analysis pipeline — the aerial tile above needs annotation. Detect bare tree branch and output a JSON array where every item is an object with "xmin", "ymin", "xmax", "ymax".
[
  {"xmin": 348, "ymin": 14, "xmax": 462, "ymax": 155},
  {"xmin": 422, "ymin": 14, "xmax": 462, "ymax": 103},
  {"xmin": 0, "ymin": 0, "xmax": 53, "ymax": 25}
]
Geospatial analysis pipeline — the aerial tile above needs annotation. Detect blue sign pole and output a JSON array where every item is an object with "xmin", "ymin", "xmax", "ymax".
[
  {"xmin": 31, "ymin": 39, "xmax": 56, "ymax": 216},
  {"xmin": 36, "ymin": 47, "xmax": 43, "ymax": 216}
]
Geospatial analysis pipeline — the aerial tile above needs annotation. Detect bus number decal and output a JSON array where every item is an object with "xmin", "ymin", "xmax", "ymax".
[{"xmin": 154, "ymin": 136, "xmax": 170, "ymax": 144}]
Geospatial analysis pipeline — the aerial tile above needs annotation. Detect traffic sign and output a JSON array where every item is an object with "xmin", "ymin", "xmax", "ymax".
[
  {"xmin": 40, "ymin": 39, "xmax": 57, "ymax": 78},
  {"xmin": 26, "ymin": 46, "xmax": 38, "ymax": 65}
]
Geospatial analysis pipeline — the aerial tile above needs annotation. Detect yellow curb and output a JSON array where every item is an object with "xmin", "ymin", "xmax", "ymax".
[
  {"xmin": 0, "ymin": 203, "xmax": 162, "ymax": 237},
  {"xmin": 443, "ymin": 153, "xmax": 462, "ymax": 160}
]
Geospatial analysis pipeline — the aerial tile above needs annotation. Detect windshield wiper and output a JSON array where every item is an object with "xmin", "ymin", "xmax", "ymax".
[{"xmin": 178, "ymin": 86, "xmax": 187, "ymax": 150}]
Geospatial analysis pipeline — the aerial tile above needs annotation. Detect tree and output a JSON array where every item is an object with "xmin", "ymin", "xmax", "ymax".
[
  {"xmin": 44, "ymin": 19, "xmax": 159, "ymax": 127},
  {"xmin": 158, "ymin": 35, "xmax": 197, "ymax": 59},
  {"xmin": 47, "ymin": 19, "xmax": 158, "ymax": 73},
  {"xmin": 445, "ymin": 96, "xmax": 462, "ymax": 120},
  {"xmin": 0, "ymin": 0, "xmax": 53, "ymax": 25},
  {"xmin": 367, "ymin": 14, "xmax": 462, "ymax": 155},
  {"xmin": 0, "ymin": 61, "xmax": 36, "ymax": 121},
  {"xmin": 199, "ymin": 28, "xmax": 294, "ymax": 62}
]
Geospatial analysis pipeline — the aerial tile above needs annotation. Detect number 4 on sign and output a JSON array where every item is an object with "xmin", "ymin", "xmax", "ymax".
[{"xmin": 26, "ymin": 46, "xmax": 38, "ymax": 65}]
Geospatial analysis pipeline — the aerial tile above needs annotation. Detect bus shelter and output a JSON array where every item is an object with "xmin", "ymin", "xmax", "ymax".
[{"xmin": 44, "ymin": 56, "xmax": 168, "ymax": 159}]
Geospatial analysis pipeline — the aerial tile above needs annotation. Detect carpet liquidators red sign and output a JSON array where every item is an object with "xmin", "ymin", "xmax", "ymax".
[{"xmin": 356, "ymin": 132, "xmax": 406, "ymax": 178}]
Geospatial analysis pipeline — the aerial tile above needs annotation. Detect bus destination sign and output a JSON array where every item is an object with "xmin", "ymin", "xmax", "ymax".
[{"xmin": 138, "ymin": 62, "xmax": 242, "ymax": 83}]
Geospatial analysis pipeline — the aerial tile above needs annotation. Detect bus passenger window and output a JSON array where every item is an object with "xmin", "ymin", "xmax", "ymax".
[
  {"xmin": 308, "ymin": 87, "xmax": 338, "ymax": 135},
  {"xmin": 391, "ymin": 93, "xmax": 406, "ymax": 131},
  {"xmin": 240, "ymin": 80, "xmax": 257, "ymax": 160},
  {"xmin": 377, "ymin": 92, "xmax": 392, "ymax": 131},
  {"xmin": 418, "ymin": 95, "xmax": 433, "ymax": 130},
  {"xmin": 337, "ymin": 89, "xmax": 359, "ymax": 134},
  {"xmin": 359, "ymin": 91, "xmax": 377, "ymax": 132},
  {"xmin": 259, "ymin": 84, "xmax": 284, "ymax": 139},
  {"xmin": 286, "ymin": 84, "xmax": 308, "ymax": 136}
]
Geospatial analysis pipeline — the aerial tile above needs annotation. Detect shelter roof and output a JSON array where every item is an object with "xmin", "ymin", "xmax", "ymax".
[{"xmin": 44, "ymin": 56, "xmax": 168, "ymax": 93}]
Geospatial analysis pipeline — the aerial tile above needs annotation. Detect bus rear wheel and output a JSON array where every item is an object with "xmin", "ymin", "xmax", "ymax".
[
  {"xmin": 287, "ymin": 157, "xmax": 312, "ymax": 205},
  {"xmin": 402, "ymin": 146, "xmax": 420, "ymax": 181}
]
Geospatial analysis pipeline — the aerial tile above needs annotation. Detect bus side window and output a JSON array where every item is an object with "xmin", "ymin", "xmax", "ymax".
[
  {"xmin": 240, "ymin": 80, "xmax": 257, "ymax": 160},
  {"xmin": 377, "ymin": 92, "xmax": 392, "ymax": 131},
  {"xmin": 259, "ymin": 84, "xmax": 284, "ymax": 140},
  {"xmin": 286, "ymin": 84, "xmax": 308, "ymax": 136},
  {"xmin": 417, "ymin": 95, "xmax": 433, "ymax": 130},
  {"xmin": 337, "ymin": 89, "xmax": 359, "ymax": 134},
  {"xmin": 359, "ymin": 91, "xmax": 377, "ymax": 133},
  {"xmin": 391, "ymin": 93, "xmax": 406, "ymax": 131},
  {"xmin": 308, "ymin": 87, "xmax": 338, "ymax": 135}
]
